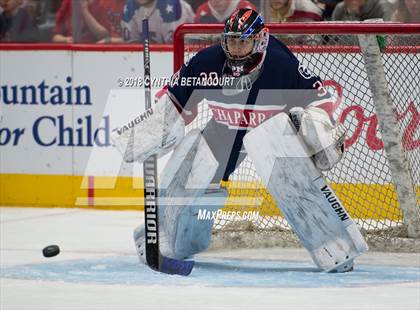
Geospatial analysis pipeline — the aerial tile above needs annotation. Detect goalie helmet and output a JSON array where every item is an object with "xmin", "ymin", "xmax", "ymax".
[{"xmin": 222, "ymin": 9, "xmax": 269, "ymax": 77}]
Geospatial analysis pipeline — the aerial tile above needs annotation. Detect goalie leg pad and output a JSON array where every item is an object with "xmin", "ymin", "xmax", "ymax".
[
  {"xmin": 133, "ymin": 186, "xmax": 227, "ymax": 264},
  {"xmin": 158, "ymin": 130, "xmax": 220, "ymax": 259},
  {"xmin": 133, "ymin": 130, "xmax": 220, "ymax": 263},
  {"xmin": 243, "ymin": 113, "xmax": 368, "ymax": 272},
  {"xmin": 174, "ymin": 186, "xmax": 228, "ymax": 258}
]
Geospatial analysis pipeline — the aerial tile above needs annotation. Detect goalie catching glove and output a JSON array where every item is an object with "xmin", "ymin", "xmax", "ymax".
[
  {"xmin": 289, "ymin": 106, "xmax": 346, "ymax": 171},
  {"xmin": 111, "ymin": 93, "xmax": 185, "ymax": 163}
]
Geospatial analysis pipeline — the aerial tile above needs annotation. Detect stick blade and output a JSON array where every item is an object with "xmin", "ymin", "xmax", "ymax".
[{"xmin": 160, "ymin": 256, "xmax": 194, "ymax": 276}]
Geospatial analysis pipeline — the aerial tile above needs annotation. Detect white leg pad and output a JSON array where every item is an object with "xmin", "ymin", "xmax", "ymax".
[
  {"xmin": 174, "ymin": 186, "xmax": 228, "ymax": 258},
  {"xmin": 158, "ymin": 130, "xmax": 220, "ymax": 259},
  {"xmin": 133, "ymin": 186, "xmax": 227, "ymax": 264},
  {"xmin": 243, "ymin": 113, "xmax": 368, "ymax": 272}
]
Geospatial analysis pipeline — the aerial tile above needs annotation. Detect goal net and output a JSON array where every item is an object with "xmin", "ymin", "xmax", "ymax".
[{"xmin": 172, "ymin": 23, "xmax": 420, "ymax": 251}]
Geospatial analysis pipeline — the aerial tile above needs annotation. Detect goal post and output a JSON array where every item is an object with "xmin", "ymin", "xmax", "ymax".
[
  {"xmin": 358, "ymin": 32, "xmax": 419, "ymax": 238},
  {"xmin": 172, "ymin": 23, "xmax": 420, "ymax": 249}
]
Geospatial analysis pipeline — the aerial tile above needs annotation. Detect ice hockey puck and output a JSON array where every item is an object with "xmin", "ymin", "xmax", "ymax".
[{"xmin": 42, "ymin": 245, "xmax": 60, "ymax": 257}]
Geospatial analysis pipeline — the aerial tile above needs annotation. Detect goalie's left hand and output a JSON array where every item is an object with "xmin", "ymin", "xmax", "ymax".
[
  {"xmin": 311, "ymin": 121, "xmax": 346, "ymax": 171},
  {"xmin": 291, "ymin": 106, "xmax": 346, "ymax": 171}
]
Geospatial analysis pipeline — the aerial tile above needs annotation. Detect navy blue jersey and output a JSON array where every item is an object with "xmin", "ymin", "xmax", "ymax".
[{"xmin": 167, "ymin": 35, "xmax": 331, "ymax": 181}]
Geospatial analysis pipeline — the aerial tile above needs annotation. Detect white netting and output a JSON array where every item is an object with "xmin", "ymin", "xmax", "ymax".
[{"xmin": 173, "ymin": 24, "xmax": 420, "ymax": 250}]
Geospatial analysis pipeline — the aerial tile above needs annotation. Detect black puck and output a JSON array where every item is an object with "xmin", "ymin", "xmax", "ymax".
[{"xmin": 42, "ymin": 245, "xmax": 60, "ymax": 257}]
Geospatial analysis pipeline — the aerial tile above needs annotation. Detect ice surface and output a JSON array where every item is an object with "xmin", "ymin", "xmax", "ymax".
[
  {"xmin": 1, "ymin": 207, "xmax": 419, "ymax": 310},
  {"xmin": 2, "ymin": 255, "xmax": 420, "ymax": 288}
]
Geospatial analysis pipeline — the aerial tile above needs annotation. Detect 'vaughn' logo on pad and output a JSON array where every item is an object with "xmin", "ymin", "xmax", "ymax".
[
  {"xmin": 320, "ymin": 185, "xmax": 349, "ymax": 221},
  {"xmin": 115, "ymin": 108, "xmax": 154, "ymax": 135}
]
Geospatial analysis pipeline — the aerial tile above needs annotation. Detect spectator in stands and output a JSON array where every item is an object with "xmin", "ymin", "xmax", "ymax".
[
  {"xmin": 331, "ymin": 0, "xmax": 394, "ymax": 21},
  {"xmin": 184, "ymin": 0, "xmax": 204, "ymax": 12},
  {"xmin": 315, "ymin": 0, "xmax": 342, "ymax": 20},
  {"xmin": 0, "ymin": 3, "xmax": 6, "ymax": 34},
  {"xmin": 53, "ymin": 0, "xmax": 125, "ymax": 43},
  {"xmin": 52, "ymin": 0, "xmax": 84, "ymax": 43},
  {"xmin": 194, "ymin": 0, "xmax": 256, "ymax": 23},
  {"xmin": 23, "ymin": 0, "xmax": 43, "ymax": 24},
  {"xmin": 34, "ymin": 0, "xmax": 64, "ymax": 42},
  {"xmin": 266, "ymin": 0, "xmax": 323, "ymax": 22},
  {"xmin": 392, "ymin": 0, "xmax": 420, "ymax": 22},
  {"xmin": 80, "ymin": 0, "xmax": 125, "ymax": 43},
  {"xmin": 0, "ymin": 0, "xmax": 40, "ymax": 42},
  {"xmin": 122, "ymin": 0, "xmax": 194, "ymax": 44}
]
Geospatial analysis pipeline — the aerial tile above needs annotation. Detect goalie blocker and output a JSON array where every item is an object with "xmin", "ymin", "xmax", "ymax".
[{"xmin": 243, "ymin": 112, "xmax": 368, "ymax": 272}]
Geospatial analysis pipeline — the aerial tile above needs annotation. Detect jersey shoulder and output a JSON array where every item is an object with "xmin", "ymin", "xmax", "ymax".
[
  {"xmin": 263, "ymin": 36, "xmax": 323, "ymax": 89},
  {"xmin": 186, "ymin": 44, "xmax": 226, "ymax": 72},
  {"xmin": 265, "ymin": 35, "xmax": 299, "ymax": 68}
]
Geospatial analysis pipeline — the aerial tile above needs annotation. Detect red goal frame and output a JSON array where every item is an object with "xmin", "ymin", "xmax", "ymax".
[{"xmin": 173, "ymin": 23, "xmax": 420, "ymax": 71}]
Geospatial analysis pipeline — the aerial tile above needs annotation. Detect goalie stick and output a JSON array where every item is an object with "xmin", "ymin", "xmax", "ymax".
[{"xmin": 141, "ymin": 18, "xmax": 194, "ymax": 276}]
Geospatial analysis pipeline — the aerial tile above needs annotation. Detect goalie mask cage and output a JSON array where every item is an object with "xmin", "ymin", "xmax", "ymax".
[{"xmin": 173, "ymin": 23, "xmax": 420, "ymax": 251}]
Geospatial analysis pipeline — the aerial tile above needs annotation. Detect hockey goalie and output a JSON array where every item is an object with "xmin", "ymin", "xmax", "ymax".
[{"xmin": 112, "ymin": 8, "xmax": 368, "ymax": 273}]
